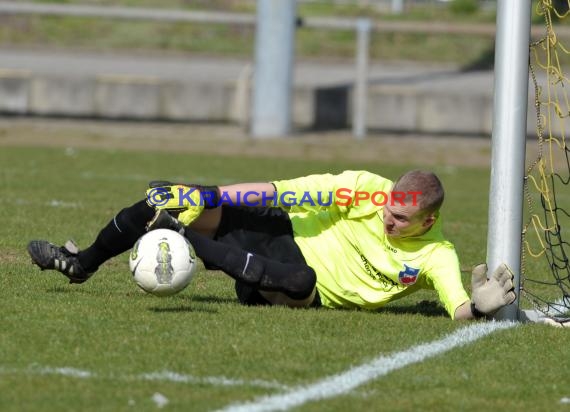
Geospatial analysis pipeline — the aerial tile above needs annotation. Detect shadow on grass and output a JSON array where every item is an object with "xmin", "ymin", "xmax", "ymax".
[
  {"xmin": 46, "ymin": 285, "xmax": 99, "ymax": 295},
  {"xmin": 147, "ymin": 293, "xmax": 238, "ymax": 313},
  {"xmin": 46, "ymin": 286, "xmax": 448, "ymax": 318},
  {"xmin": 189, "ymin": 294, "xmax": 237, "ymax": 305},
  {"xmin": 381, "ymin": 300, "xmax": 448, "ymax": 318}
]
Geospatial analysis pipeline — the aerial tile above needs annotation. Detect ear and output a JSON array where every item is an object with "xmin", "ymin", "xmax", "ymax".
[{"xmin": 422, "ymin": 213, "xmax": 436, "ymax": 228}]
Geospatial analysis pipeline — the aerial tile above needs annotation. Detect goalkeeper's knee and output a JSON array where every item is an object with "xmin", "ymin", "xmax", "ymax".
[{"xmin": 257, "ymin": 262, "xmax": 317, "ymax": 301}]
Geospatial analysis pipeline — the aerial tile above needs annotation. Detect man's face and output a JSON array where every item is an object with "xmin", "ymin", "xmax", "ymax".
[{"xmin": 383, "ymin": 202, "xmax": 434, "ymax": 239}]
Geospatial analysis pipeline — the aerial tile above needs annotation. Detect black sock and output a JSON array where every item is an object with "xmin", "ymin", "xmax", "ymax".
[
  {"xmin": 184, "ymin": 228, "xmax": 316, "ymax": 300},
  {"xmin": 78, "ymin": 200, "xmax": 155, "ymax": 272}
]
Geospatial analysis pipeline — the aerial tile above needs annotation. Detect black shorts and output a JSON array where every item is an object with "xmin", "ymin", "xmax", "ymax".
[
  {"xmin": 214, "ymin": 206, "xmax": 321, "ymax": 307},
  {"xmin": 214, "ymin": 206, "xmax": 307, "ymax": 265}
]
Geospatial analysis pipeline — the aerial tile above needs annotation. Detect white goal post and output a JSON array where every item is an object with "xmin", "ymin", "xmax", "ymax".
[{"xmin": 487, "ymin": 0, "xmax": 532, "ymax": 321}]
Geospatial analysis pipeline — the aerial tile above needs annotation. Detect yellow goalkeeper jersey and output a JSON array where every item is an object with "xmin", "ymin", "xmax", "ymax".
[{"xmin": 272, "ymin": 170, "xmax": 469, "ymax": 318}]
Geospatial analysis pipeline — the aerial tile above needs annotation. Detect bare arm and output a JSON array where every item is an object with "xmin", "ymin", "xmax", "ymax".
[{"xmin": 453, "ymin": 300, "xmax": 475, "ymax": 320}]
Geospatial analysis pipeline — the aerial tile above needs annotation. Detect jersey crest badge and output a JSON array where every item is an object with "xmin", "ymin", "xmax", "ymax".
[{"xmin": 398, "ymin": 264, "xmax": 420, "ymax": 285}]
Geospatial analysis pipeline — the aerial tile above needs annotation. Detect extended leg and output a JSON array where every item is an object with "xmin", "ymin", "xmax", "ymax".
[
  {"xmin": 78, "ymin": 199, "xmax": 155, "ymax": 271},
  {"xmin": 28, "ymin": 199, "xmax": 154, "ymax": 282},
  {"xmin": 184, "ymin": 228, "xmax": 316, "ymax": 301}
]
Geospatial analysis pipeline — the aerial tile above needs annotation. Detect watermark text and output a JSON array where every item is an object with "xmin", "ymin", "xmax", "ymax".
[{"xmin": 147, "ymin": 187, "xmax": 421, "ymax": 208}]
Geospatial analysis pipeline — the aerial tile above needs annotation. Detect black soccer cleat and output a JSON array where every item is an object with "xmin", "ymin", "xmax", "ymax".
[{"xmin": 27, "ymin": 240, "xmax": 92, "ymax": 284}]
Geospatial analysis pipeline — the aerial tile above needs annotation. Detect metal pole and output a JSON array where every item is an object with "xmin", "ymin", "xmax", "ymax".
[
  {"xmin": 353, "ymin": 18, "xmax": 371, "ymax": 140},
  {"xmin": 391, "ymin": 0, "xmax": 404, "ymax": 14},
  {"xmin": 251, "ymin": 0, "xmax": 296, "ymax": 138},
  {"xmin": 487, "ymin": 0, "xmax": 532, "ymax": 321}
]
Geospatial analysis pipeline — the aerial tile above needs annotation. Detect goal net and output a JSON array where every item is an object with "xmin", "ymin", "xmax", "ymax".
[{"xmin": 523, "ymin": 0, "xmax": 570, "ymax": 325}]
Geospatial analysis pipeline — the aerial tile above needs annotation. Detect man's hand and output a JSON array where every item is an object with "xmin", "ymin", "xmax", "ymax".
[
  {"xmin": 471, "ymin": 263, "xmax": 517, "ymax": 316},
  {"xmin": 145, "ymin": 182, "xmax": 204, "ymax": 226}
]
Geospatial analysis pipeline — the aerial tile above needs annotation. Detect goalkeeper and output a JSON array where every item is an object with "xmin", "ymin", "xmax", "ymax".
[{"xmin": 27, "ymin": 170, "xmax": 516, "ymax": 320}]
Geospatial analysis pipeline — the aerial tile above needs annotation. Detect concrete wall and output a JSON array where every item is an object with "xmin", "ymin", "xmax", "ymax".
[{"xmin": 0, "ymin": 70, "xmax": 540, "ymax": 136}]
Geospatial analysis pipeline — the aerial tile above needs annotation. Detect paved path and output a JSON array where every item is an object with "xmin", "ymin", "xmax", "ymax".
[{"xmin": 0, "ymin": 47, "xmax": 493, "ymax": 90}]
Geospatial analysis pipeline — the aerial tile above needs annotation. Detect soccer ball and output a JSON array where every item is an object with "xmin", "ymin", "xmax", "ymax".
[{"xmin": 129, "ymin": 229, "xmax": 197, "ymax": 297}]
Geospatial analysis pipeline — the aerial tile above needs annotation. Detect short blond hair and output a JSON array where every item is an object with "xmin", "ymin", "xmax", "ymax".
[{"xmin": 392, "ymin": 170, "xmax": 444, "ymax": 215}]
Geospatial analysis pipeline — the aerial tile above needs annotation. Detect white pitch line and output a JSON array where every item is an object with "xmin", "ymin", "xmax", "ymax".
[
  {"xmin": 35, "ymin": 366, "xmax": 93, "ymax": 379},
  {"xmin": 0, "ymin": 366, "xmax": 287, "ymax": 390},
  {"xmin": 544, "ymin": 298, "xmax": 570, "ymax": 316},
  {"xmin": 217, "ymin": 321, "xmax": 516, "ymax": 412},
  {"xmin": 520, "ymin": 297, "xmax": 570, "ymax": 326},
  {"xmin": 140, "ymin": 371, "xmax": 288, "ymax": 390}
]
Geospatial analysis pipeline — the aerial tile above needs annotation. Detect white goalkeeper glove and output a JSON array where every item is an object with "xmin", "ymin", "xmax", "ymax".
[{"xmin": 471, "ymin": 263, "xmax": 516, "ymax": 316}]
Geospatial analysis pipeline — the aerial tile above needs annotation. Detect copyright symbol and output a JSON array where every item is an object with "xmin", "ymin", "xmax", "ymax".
[{"xmin": 147, "ymin": 187, "xmax": 170, "ymax": 207}]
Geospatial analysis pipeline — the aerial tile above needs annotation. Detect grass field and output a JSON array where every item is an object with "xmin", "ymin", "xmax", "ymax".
[{"xmin": 0, "ymin": 120, "xmax": 568, "ymax": 412}]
